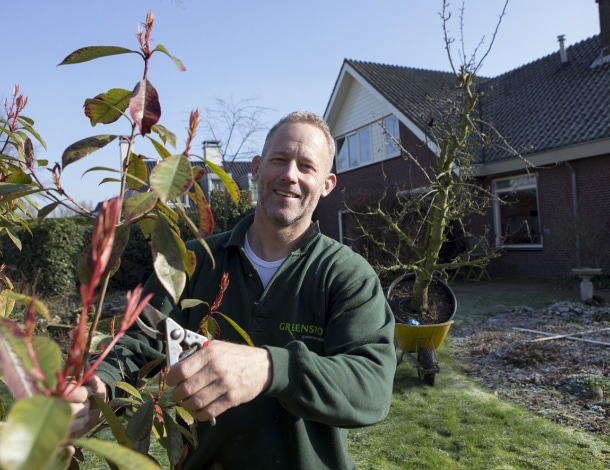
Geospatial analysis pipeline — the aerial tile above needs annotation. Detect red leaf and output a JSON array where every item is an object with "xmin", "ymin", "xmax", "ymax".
[{"xmin": 129, "ymin": 79, "xmax": 161, "ymax": 136}]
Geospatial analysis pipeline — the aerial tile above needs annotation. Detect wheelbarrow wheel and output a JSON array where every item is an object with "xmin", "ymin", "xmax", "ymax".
[{"xmin": 417, "ymin": 347, "xmax": 436, "ymax": 386}]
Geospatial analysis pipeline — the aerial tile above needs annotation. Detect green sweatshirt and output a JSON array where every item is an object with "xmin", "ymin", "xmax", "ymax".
[{"xmin": 96, "ymin": 214, "xmax": 396, "ymax": 469}]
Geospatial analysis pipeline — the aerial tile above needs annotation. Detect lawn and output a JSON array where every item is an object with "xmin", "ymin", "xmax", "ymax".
[{"xmin": 348, "ymin": 346, "xmax": 610, "ymax": 469}]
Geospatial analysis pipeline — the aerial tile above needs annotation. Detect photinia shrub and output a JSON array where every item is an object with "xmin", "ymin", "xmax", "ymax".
[{"xmin": 0, "ymin": 11, "xmax": 246, "ymax": 469}]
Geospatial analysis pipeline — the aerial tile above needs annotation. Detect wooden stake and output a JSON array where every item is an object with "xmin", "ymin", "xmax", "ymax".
[{"xmin": 512, "ymin": 327, "xmax": 610, "ymax": 346}]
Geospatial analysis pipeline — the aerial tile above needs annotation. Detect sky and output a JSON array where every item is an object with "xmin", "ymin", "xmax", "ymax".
[{"xmin": 1, "ymin": 0, "xmax": 601, "ymax": 207}]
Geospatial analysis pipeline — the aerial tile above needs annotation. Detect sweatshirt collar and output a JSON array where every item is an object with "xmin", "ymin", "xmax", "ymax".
[{"xmin": 223, "ymin": 213, "xmax": 321, "ymax": 254}]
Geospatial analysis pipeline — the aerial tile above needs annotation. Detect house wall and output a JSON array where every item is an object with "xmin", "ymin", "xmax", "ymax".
[
  {"xmin": 332, "ymin": 79, "xmax": 392, "ymax": 137},
  {"xmin": 485, "ymin": 153, "xmax": 610, "ymax": 278},
  {"xmin": 316, "ymin": 122, "xmax": 438, "ymax": 239},
  {"xmin": 318, "ymin": 121, "xmax": 610, "ymax": 280}
]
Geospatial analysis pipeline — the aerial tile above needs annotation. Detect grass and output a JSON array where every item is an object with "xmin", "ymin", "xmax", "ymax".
[
  {"xmin": 348, "ymin": 347, "xmax": 610, "ymax": 469},
  {"xmin": 346, "ymin": 277, "xmax": 610, "ymax": 469},
  {"xmin": 2, "ymin": 277, "xmax": 610, "ymax": 468}
]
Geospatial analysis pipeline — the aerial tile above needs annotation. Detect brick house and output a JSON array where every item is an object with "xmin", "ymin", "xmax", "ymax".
[{"xmin": 316, "ymin": 0, "xmax": 610, "ymax": 279}]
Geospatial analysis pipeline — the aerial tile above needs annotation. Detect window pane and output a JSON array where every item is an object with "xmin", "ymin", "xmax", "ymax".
[
  {"xmin": 359, "ymin": 128, "xmax": 372, "ymax": 163},
  {"xmin": 498, "ymin": 187, "xmax": 541, "ymax": 245},
  {"xmin": 348, "ymin": 134, "xmax": 359, "ymax": 168},
  {"xmin": 336, "ymin": 137, "xmax": 348, "ymax": 170},
  {"xmin": 384, "ymin": 116, "xmax": 400, "ymax": 156}
]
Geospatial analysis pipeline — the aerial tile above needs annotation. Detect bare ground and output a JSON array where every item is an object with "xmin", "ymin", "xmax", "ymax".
[{"xmin": 447, "ymin": 298, "xmax": 610, "ymax": 435}]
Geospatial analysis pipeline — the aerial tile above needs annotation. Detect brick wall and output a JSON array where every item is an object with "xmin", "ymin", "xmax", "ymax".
[
  {"xmin": 316, "ymin": 124, "xmax": 436, "ymax": 239},
  {"xmin": 487, "ymin": 154, "xmax": 610, "ymax": 278},
  {"xmin": 316, "ymin": 120, "xmax": 610, "ymax": 280}
]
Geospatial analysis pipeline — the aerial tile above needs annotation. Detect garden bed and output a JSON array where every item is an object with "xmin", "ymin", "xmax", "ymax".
[{"xmin": 448, "ymin": 300, "xmax": 610, "ymax": 434}]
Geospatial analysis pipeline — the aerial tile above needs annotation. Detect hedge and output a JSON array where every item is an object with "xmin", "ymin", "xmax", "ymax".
[{"xmin": 0, "ymin": 190, "xmax": 255, "ymax": 298}]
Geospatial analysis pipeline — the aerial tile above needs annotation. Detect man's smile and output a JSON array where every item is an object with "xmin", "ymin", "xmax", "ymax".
[{"xmin": 274, "ymin": 189, "xmax": 299, "ymax": 198}]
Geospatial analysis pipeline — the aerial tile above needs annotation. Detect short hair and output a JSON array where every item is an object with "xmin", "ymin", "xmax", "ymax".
[{"xmin": 261, "ymin": 111, "xmax": 336, "ymax": 173}]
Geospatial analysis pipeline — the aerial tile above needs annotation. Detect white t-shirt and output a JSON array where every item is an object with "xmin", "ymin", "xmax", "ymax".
[{"xmin": 244, "ymin": 234, "xmax": 286, "ymax": 288}]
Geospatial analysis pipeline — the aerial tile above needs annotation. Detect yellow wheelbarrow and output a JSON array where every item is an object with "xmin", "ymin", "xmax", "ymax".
[{"xmin": 387, "ymin": 273, "xmax": 457, "ymax": 386}]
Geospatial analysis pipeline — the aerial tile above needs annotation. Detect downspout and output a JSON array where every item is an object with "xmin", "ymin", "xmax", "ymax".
[{"xmin": 565, "ymin": 162, "xmax": 581, "ymax": 267}]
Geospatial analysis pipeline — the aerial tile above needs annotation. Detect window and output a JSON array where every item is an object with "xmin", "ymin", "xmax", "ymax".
[
  {"xmin": 383, "ymin": 115, "xmax": 400, "ymax": 157},
  {"xmin": 335, "ymin": 116, "xmax": 400, "ymax": 172},
  {"xmin": 493, "ymin": 174, "xmax": 542, "ymax": 248},
  {"xmin": 338, "ymin": 210, "xmax": 355, "ymax": 248}
]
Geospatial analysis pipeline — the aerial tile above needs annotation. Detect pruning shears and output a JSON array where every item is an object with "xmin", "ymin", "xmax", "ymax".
[
  {"xmin": 136, "ymin": 304, "xmax": 216, "ymax": 426},
  {"xmin": 136, "ymin": 304, "xmax": 210, "ymax": 370}
]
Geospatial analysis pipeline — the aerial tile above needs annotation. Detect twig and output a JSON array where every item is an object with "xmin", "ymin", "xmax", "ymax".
[{"xmin": 512, "ymin": 327, "xmax": 610, "ymax": 347}]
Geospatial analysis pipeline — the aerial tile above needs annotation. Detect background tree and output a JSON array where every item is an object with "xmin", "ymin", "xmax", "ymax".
[{"xmin": 201, "ymin": 97, "xmax": 270, "ymax": 231}]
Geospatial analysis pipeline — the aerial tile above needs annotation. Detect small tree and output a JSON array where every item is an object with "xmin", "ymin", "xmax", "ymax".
[{"xmin": 349, "ymin": 0, "xmax": 519, "ymax": 315}]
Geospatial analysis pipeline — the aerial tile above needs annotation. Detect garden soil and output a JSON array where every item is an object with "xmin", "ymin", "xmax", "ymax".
[{"xmin": 447, "ymin": 278, "xmax": 610, "ymax": 435}]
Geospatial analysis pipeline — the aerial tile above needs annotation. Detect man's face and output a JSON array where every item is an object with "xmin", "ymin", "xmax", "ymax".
[{"xmin": 251, "ymin": 122, "xmax": 336, "ymax": 229}]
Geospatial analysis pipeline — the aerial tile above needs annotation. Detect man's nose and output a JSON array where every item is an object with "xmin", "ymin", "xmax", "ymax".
[{"xmin": 280, "ymin": 159, "xmax": 299, "ymax": 182}]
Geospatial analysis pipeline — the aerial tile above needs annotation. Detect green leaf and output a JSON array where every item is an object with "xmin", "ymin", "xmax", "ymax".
[
  {"xmin": 0, "ymin": 395, "xmax": 72, "ymax": 470},
  {"xmin": 5, "ymin": 170, "xmax": 32, "ymax": 185},
  {"xmin": 5, "ymin": 228, "xmax": 22, "ymax": 251},
  {"xmin": 126, "ymin": 153, "xmax": 148, "ymax": 189},
  {"xmin": 58, "ymin": 46, "xmax": 136, "ymax": 65},
  {"xmin": 138, "ymin": 217, "xmax": 156, "ymax": 242},
  {"xmin": 105, "ymin": 225, "xmax": 130, "ymax": 279},
  {"xmin": 90, "ymin": 395, "xmax": 132, "ymax": 448},
  {"xmin": 148, "ymin": 137, "xmax": 172, "ymax": 160},
  {"xmin": 113, "ymin": 381, "xmax": 143, "ymax": 401},
  {"xmin": 123, "ymin": 192, "xmax": 158, "ymax": 224},
  {"xmin": 154, "ymin": 44, "xmax": 186, "ymax": 72},
  {"xmin": 1, "ymin": 292, "xmax": 49, "ymax": 318},
  {"xmin": 149, "ymin": 154, "xmax": 193, "ymax": 204},
  {"xmin": 0, "ymin": 289, "xmax": 16, "ymax": 318},
  {"xmin": 200, "ymin": 316, "xmax": 220, "ymax": 340},
  {"xmin": 32, "ymin": 336, "xmax": 62, "ymax": 390},
  {"xmin": 174, "ymin": 406, "xmax": 195, "ymax": 427},
  {"xmin": 219, "ymin": 312, "xmax": 254, "ymax": 346},
  {"xmin": 151, "ymin": 218, "xmax": 186, "ymax": 304},
  {"xmin": 126, "ymin": 399, "xmax": 154, "ymax": 443},
  {"xmin": 16, "ymin": 116, "xmax": 47, "ymax": 150},
  {"xmin": 37, "ymin": 202, "xmax": 60, "ymax": 222},
  {"xmin": 180, "ymin": 298, "xmax": 207, "ymax": 310},
  {"xmin": 84, "ymin": 88, "xmax": 131, "ymax": 126},
  {"xmin": 42, "ymin": 447, "xmax": 72, "ymax": 470},
  {"xmin": 109, "ymin": 397, "xmax": 144, "ymax": 408},
  {"xmin": 162, "ymin": 407, "xmax": 185, "ymax": 465},
  {"xmin": 62, "ymin": 135, "xmax": 119, "ymax": 169},
  {"xmin": 151, "ymin": 124, "xmax": 177, "ymax": 148},
  {"xmin": 72, "ymin": 438, "xmax": 160, "ymax": 470},
  {"xmin": 129, "ymin": 79, "xmax": 161, "ymax": 136},
  {"xmin": 0, "ymin": 182, "xmax": 39, "ymax": 197},
  {"xmin": 204, "ymin": 158, "xmax": 240, "ymax": 206},
  {"xmin": 191, "ymin": 181, "xmax": 214, "ymax": 237}
]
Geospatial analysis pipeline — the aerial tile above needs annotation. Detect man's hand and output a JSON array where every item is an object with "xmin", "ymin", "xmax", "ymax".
[
  {"xmin": 167, "ymin": 341, "xmax": 272, "ymax": 422},
  {"xmin": 66, "ymin": 375, "xmax": 108, "ymax": 438}
]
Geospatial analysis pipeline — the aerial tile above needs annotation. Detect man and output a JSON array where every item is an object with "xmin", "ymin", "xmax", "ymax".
[{"xmin": 73, "ymin": 111, "xmax": 396, "ymax": 469}]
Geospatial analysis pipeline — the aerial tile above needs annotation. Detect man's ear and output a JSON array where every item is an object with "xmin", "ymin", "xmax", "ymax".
[
  {"xmin": 321, "ymin": 173, "xmax": 337, "ymax": 198},
  {"xmin": 251, "ymin": 155, "xmax": 261, "ymax": 181}
]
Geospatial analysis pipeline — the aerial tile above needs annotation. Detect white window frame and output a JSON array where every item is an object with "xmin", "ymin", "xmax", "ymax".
[
  {"xmin": 335, "ymin": 115, "xmax": 401, "ymax": 173},
  {"xmin": 492, "ymin": 174, "xmax": 542, "ymax": 249},
  {"xmin": 382, "ymin": 115, "xmax": 400, "ymax": 158},
  {"xmin": 337, "ymin": 209, "xmax": 354, "ymax": 248}
]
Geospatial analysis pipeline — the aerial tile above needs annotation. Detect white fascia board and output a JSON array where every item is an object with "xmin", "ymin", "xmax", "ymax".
[{"xmin": 473, "ymin": 138, "xmax": 610, "ymax": 177}]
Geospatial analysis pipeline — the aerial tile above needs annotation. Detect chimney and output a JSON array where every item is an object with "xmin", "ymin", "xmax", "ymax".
[
  {"xmin": 598, "ymin": 0, "xmax": 610, "ymax": 56},
  {"xmin": 203, "ymin": 140, "xmax": 222, "ymax": 167},
  {"xmin": 558, "ymin": 35, "xmax": 568, "ymax": 63}
]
